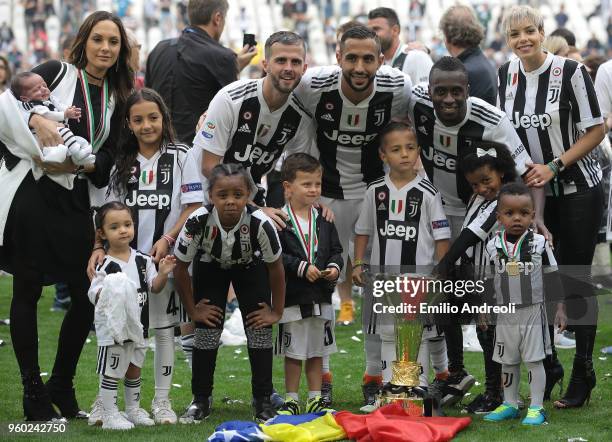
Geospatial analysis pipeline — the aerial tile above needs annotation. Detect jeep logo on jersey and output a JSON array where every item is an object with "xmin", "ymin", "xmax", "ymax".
[
  {"xmin": 323, "ymin": 130, "xmax": 377, "ymax": 146},
  {"xmin": 512, "ymin": 112, "xmax": 552, "ymax": 129},
  {"xmin": 234, "ymin": 143, "xmax": 277, "ymax": 166},
  {"xmin": 125, "ymin": 190, "xmax": 171, "ymax": 210},
  {"xmin": 378, "ymin": 220, "xmax": 417, "ymax": 241},
  {"xmin": 421, "ymin": 146, "xmax": 456, "ymax": 172}
]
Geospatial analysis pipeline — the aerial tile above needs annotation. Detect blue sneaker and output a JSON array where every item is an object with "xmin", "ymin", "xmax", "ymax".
[
  {"xmin": 522, "ymin": 406, "xmax": 547, "ymax": 426},
  {"xmin": 483, "ymin": 402, "xmax": 520, "ymax": 422}
]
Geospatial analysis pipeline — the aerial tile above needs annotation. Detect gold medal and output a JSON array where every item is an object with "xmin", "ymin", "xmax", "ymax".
[{"xmin": 506, "ymin": 260, "xmax": 520, "ymax": 276}]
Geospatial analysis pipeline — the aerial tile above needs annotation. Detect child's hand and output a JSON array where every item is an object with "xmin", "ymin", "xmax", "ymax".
[
  {"xmin": 246, "ymin": 302, "xmax": 281, "ymax": 328},
  {"xmin": 192, "ymin": 298, "xmax": 224, "ymax": 327},
  {"xmin": 305, "ymin": 264, "xmax": 321, "ymax": 282},
  {"xmin": 323, "ymin": 266, "xmax": 339, "ymax": 281},
  {"xmin": 158, "ymin": 255, "xmax": 176, "ymax": 275},
  {"xmin": 554, "ymin": 303, "xmax": 567, "ymax": 332},
  {"xmin": 64, "ymin": 106, "xmax": 81, "ymax": 120},
  {"xmin": 150, "ymin": 237, "xmax": 170, "ymax": 264},
  {"xmin": 352, "ymin": 266, "xmax": 365, "ymax": 287}
]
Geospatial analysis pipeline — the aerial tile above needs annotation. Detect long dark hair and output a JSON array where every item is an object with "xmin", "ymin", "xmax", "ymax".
[
  {"xmin": 69, "ymin": 11, "xmax": 133, "ymax": 107},
  {"xmin": 109, "ymin": 88, "xmax": 176, "ymax": 196}
]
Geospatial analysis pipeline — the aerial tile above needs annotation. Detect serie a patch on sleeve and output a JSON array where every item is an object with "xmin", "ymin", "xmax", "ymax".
[
  {"xmin": 181, "ymin": 183, "xmax": 203, "ymax": 192},
  {"xmin": 432, "ymin": 220, "xmax": 450, "ymax": 229}
]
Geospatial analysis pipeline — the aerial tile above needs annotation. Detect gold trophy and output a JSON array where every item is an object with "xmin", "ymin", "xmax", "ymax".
[{"xmin": 377, "ymin": 272, "xmax": 441, "ymax": 416}]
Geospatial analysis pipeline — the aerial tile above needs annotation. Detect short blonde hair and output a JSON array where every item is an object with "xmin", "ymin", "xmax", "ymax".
[
  {"xmin": 501, "ymin": 5, "xmax": 544, "ymax": 37},
  {"xmin": 543, "ymin": 36, "xmax": 569, "ymax": 56}
]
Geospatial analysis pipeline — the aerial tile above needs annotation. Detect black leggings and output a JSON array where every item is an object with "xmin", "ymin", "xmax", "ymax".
[
  {"xmin": 544, "ymin": 185, "xmax": 602, "ymax": 361},
  {"xmin": 10, "ymin": 263, "xmax": 93, "ymax": 384},
  {"xmin": 191, "ymin": 260, "xmax": 273, "ymax": 399}
]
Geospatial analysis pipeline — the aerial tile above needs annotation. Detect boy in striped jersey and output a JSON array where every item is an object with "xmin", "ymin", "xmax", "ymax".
[
  {"xmin": 483, "ymin": 183, "xmax": 565, "ymax": 426},
  {"xmin": 352, "ymin": 122, "xmax": 450, "ymax": 407}
]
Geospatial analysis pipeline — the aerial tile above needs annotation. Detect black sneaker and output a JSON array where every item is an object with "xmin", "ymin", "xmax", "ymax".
[
  {"xmin": 440, "ymin": 370, "xmax": 476, "ymax": 407},
  {"xmin": 362, "ymin": 381, "xmax": 382, "ymax": 407},
  {"xmin": 321, "ymin": 380, "xmax": 333, "ymax": 407},
  {"xmin": 270, "ymin": 389, "xmax": 285, "ymax": 409},
  {"xmin": 465, "ymin": 393, "xmax": 502, "ymax": 414},
  {"xmin": 253, "ymin": 397, "xmax": 277, "ymax": 423},
  {"xmin": 179, "ymin": 396, "xmax": 212, "ymax": 424}
]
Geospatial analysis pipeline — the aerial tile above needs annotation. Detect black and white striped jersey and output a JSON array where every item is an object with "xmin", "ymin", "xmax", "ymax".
[
  {"xmin": 294, "ymin": 65, "xmax": 412, "ymax": 200},
  {"xmin": 462, "ymin": 194, "xmax": 498, "ymax": 278},
  {"xmin": 355, "ymin": 174, "xmax": 450, "ymax": 267},
  {"xmin": 485, "ymin": 230, "xmax": 557, "ymax": 306},
  {"xmin": 409, "ymin": 84, "xmax": 532, "ymax": 216},
  {"xmin": 498, "ymin": 53, "xmax": 603, "ymax": 194},
  {"xmin": 175, "ymin": 204, "xmax": 282, "ymax": 269},
  {"xmin": 111, "ymin": 143, "xmax": 204, "ymax": 253},
  {"xmin": 192, "ymin": 78, "xmax": 314, "ymax": 184}
]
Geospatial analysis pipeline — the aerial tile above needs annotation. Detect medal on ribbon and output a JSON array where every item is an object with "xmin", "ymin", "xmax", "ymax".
[
  {"xmin": 286, "ymin": 204, "xmax": 318, "ymax": 263},
  {"xmin": 78, "ymin": 69, "xmax": 109, "ymax": 152},
  {"xmin": 499, "ymin": 229, "xmax": 528, "ymax": 277}
]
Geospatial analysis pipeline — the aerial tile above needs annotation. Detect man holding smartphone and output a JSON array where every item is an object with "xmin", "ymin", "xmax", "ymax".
[{"xmin": 146, "ymin": 0, "xmax": 257, "ymax": 143}]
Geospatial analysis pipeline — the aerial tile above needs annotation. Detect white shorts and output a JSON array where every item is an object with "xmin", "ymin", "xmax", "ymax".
[
  {"xmin": 277, "ymin": 317, "xmax": 337, "ymax": 360},
  {"xmin": 149, "ymin": 279, "xmax": 183, "ymax": 329},
  {"xmin": 493, "ymin": 303, "xmax": 551, "ymax": 365},
  {"xmin": 96, "ymin": 342, "xmax": 147, "ymax": 378},
  {"xmin": 319, "ymin": 196, "xmax": 364, "ymax": 282}
]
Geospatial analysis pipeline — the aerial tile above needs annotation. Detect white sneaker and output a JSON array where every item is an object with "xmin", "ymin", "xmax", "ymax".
[
  {"xmin": 88, "ymin": 396, "xmax": 104, "ymax": 426},
  {"xmin": 125, "ymin": 407, "xmax": 155, "ymax": 426},
  {"xmin": 151, "ymin": 398, "xmax": 177, "ymax": 424},
  {"xmin": 102, "ymin": 409, "xmax": 134, "ymax": 430},
  {"xmin": 554, "ymin": 329, "xmax": 576, "ymax": 349}
]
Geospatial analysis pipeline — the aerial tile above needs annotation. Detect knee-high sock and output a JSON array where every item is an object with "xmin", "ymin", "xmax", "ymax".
[
  {"xmin": 418, "ymin": 339, "xmax": 430, "ymax": 386},
  {"xmin": 526, "ymin": 361, "xmax": 546, "ymax": 408},
  {"xmin": 428, "ymin": 337, "xmax": 448, "ymax": 375},
  {"xmin": 365, "ymin": 333, "xmax": 382, "ymax": 377},
  {"xmin": 501, "ymin": 364, "xmax": 521, "ymax": 408},
  {"xmin": 100, "ymin": 376, "xmax": 118, "ymax": 412},
  {"xmin": 124, "ymin": 377, "xmax": 142, "ymax": 410},
  {"xmin": 381, "ymin": 335, "xmax": 395, "ymax": 383},
  {"xmin": 181, "ymin": 333, "xmax": 194, "ymax": 369},
  {"xmin": 154, "ymin": 327, "xmax": 175, "ymax": 400}
]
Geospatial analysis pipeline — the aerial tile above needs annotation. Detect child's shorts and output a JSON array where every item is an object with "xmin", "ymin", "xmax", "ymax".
[
  {"xmin": 149, "ymin": 279, "xmax": 188, "ymax": 328},
  {"xmin": 96, "ymin": 342, "xmax": 147, "ymax": 378},
  {"xmin": 493, "ymin": 302, "xmax": 551, "ymax": 365},
  {"xmin": 277, "ymin": 317, "xmax": 337, "ymax": 360}
]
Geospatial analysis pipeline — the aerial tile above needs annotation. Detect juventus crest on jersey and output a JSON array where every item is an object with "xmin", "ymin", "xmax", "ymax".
[
  {"xmin": 498, "ymin": 52, "xmax": 603, "ymax": 194},
  {"xmin": 355, "ymin": 174, "xmax": 450, "ymax": 268},
  {"xmin": 409, "ymin": 84, "xmax": 531, "ymax": 216},
  {"xmin": 193, "ymin": 78, "xmax": 314, "ymax": 184},
  {"xmin": 294, "ymin": 65, "xmax": 412, "ymax": 200}
]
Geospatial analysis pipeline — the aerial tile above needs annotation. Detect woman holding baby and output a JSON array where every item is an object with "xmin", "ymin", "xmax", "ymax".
[{"xmin": 0, "ymin": 11, "xmax": 133, "ymax": 421}]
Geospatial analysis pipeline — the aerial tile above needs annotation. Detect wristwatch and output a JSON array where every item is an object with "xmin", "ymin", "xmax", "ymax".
[{"xmin": 552, "ymin": 157, "xmax": 565, "ymax": 172}]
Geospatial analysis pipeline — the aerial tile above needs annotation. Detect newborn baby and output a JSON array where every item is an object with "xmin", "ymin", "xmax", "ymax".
[{"xmin": 11, "ymin": 71, "xmax": 95, "ymax": 166}]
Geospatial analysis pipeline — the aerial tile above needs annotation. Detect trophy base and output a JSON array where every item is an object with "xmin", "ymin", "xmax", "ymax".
[{"xmin": 379, "ymin": 383, "xmax": 440, "ymax": 417}]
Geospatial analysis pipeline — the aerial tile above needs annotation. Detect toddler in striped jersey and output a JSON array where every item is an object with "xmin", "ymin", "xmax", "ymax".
[{"xmin": 88, "ymin": 202, "xmax": 176, "ymax": 430}]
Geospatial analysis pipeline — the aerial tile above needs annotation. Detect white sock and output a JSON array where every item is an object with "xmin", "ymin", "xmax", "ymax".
[
  {"xmin": 428, "ymin": 337, "xmax": 448, "ymax": 375},
  {"xmin": 502, "ymin": 364, "xmax": 521, "ymax": 408},
  {"xmin": 365, "ymin": 333, "xmax": 382, "ymax": 376},
  {"xmin": 308, "ymin": 390, "xmax": 321, "ymax": 400},
  {"xmin": 181, "ymin": 333, "xmax": 194, "ymax": 369},
  {"xmin": 381, "ymin": 336, "xmax": 395, "ymax": 383},
  {"xmin": 526, "ymin": 361, "xmax": 546, "ymax": 408},
  {"xmin": 100, "ymin": 377, "xmax": 118, "ymax": 413},
  {"xmin": 322, "ymin": 355, "xmax": 330, "ymax": 375},
  {"xmin": 418, "ymin": 339, "xmax": 430, "ymax": 387},
  {"xmin": 124, "ymin": 377, "xmax": 141, "ymax": 410},
  {"xmin": 286, "ymin": 392, "xmax": 299, "ymax": 401},
  {"xmin": 154, "ymin": 327, "xmax": 175, "ymax": 401}
]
